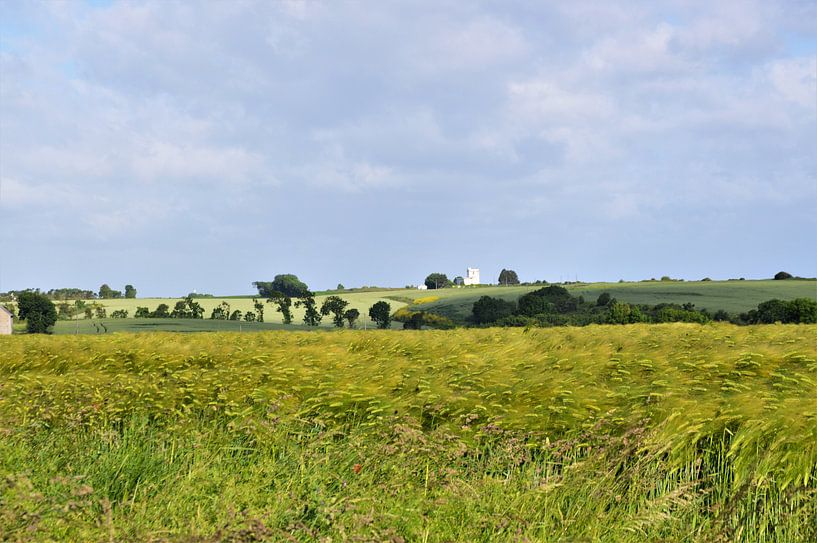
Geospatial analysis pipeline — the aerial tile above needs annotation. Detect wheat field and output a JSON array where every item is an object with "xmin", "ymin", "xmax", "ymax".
[{"xmin": 1, "ymin": 324, "xmax": 815, "ymax": 541}]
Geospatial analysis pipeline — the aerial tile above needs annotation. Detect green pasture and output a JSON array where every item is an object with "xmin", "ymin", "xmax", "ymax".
[{"xmin": 410, "ymin": 279, "xmax": 817, "ymax": 322}]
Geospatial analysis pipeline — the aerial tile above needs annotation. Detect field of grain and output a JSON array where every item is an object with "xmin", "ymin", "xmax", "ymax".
[{"xmin": 2, "ymin": 324, "xmax": 816, "ymax": 541}]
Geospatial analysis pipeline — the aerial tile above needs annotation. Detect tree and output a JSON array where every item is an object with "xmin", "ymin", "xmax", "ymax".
[
  {"xmin": 596, "ymin": 292, "xmax": 612, "ymax": 306},
  {"xmin": 296, "ymin": 294, "xmax": 322, "ymax": 326},
  {"xmin": 368, "ymin": 301, "xmax": 392, "ymax": 329},
  {"xmin": 210, "ymin": 301, "xmax": 231, "ymax": 320},
  {"xmin": 111, "ymin": 309, "xmax": 128, "ymax": 318},
  {"xmin": 774, "ymin": 271, "xmax": 793, "ymax": 280},
  {"xmin": 753, "ymin": 299, "xmax": 789, "ymax": 323},
  {"xmin": 517, "ymin": 285, "xmax": 577, "ymax": 316},
  {"xmin": 170, "ymin": 296, "xmax": 203, "ymax": 319},
  {"xmin": 267, "ymin": 291, "xmax": 293, "ymax": 324},
  {"xmin": 498, "ymin": 269, "xmax": 520, "ymax": 285},
  {"xmin": 135, "ymin": 306, "xmax": 150, "ymax": 318},
  {"xmin": 253, "ymin": 298, "xmax": 265, "ymax": 323},
  {"xmin": 472, "ymin": 296, "xmax": 515, "ymax": 324},
  {"xmin": 344, "ymin": 308, "xmax": 360, "ymax": 328},
  {"xmin": 337, "ymin": 284, "xmax": 345, "ymax": 291},
  {"xmin": 17, "ymin": 291, "xmax": 57, "ymax": 333},
  {"xmin": 253, "ymin": 275, "xmax": 310, "ymax": 298},
  {"xmin": 321, "ymin": 296, "xmax": 349, "ymax": 327},
  {"xmin": 150, "ymin": 303, "xmax": 170, "ymax": 318},
  {"xmin": 98, "ymin": 284, "xmax": 114, "ymax": 299},
  {"xmin": 424, "ymin": 273, "xmax": 449, "ymax": 290},
  {"xmin": 124, "ymin": 284, "xmax": 137, "ymax": 298},
  {"xmin": 785, "ymin": 298, "xmax": 817, "ymax": 324},
  {"xmin": 244, "ymin": 311, "xmax": 256, "ymax": 322},
  {"xmin": 229, "ymin": 310, "xmax": 243, "ymax": 321},
  {"xmin": 607, "ymin": 302, "xmax": 646, "ymax": 324}
]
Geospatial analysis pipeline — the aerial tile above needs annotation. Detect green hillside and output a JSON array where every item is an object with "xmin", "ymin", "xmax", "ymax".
[{"xmin": 410, "ymin": 280, "xmax": 817, "ymax": 322}]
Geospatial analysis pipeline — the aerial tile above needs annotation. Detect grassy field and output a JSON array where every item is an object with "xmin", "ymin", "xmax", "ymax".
[
  {"xmin": 410, "ymin": 280, "xmax": 817, "ymax": 322},
  {"xmin": 1, "ymin": 325, "xmax": 815, "ymax": 541}
]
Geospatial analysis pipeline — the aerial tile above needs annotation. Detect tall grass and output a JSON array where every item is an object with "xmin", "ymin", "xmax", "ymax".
[{"xmin": 1, "ymin": 324, "xmax": 815, "ymax": 541}]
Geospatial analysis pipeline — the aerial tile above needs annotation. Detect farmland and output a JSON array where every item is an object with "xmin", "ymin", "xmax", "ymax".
[
  {"xmin": 43, "ymin": 279, "xmax": 817, "ymax": 332},
  {"xmin": 2, "ymin": 324, "xmax": 816, "ymax": 541}
]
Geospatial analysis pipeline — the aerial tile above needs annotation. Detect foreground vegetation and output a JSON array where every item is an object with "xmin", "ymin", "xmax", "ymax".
[{"xmin": 1, "ymin": 325, "xmax": 816, "ymax": 541}]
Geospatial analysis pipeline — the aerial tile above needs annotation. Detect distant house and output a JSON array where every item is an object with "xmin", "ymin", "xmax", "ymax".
[
  {"xmin": 417, "ymin": 284, "xmax": 428, "ymax": 290},
  {"xmin": 463, "ymin": 267, "xmax": 480, "ymax": 286},
  {"xmin": 0, "ymin": 305, "xmax": 12, "ymax": 335}
]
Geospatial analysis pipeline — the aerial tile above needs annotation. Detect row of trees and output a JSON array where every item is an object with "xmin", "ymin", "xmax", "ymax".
[
  {"xmin": 128, "ymin": 293, "xmax": 394, "ymax": 329},
  {"xmin": 471, "ymin": 286, "xmax": 817, "ymax": 327},
  {"xmin": 0, "ymin": 285, "xmax": 136, "ymax": 302}
]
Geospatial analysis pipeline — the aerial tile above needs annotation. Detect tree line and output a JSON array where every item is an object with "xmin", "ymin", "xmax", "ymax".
[{"xmin": 470, "ymin": 285, "xmax": 817, "ymax": 327}]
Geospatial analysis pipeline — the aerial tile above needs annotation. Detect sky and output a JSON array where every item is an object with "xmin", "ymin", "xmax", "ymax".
[{"xmin": 1, "ymin": 0, "xmax": 815, "ymax": 296}]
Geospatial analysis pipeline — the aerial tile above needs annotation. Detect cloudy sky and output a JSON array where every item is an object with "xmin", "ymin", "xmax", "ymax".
[{"xmin": 1, "ymin": 0, "xmax": 815, "ymax": 296}]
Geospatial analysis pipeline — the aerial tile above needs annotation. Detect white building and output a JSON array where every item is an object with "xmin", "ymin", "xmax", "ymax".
[
  {"xmin": 463, "ymin": 267, "xmax": 480, "ymax": 286},
  {"xmin": 0, "ymin": 305, "xmax": 13, "ymax": 335},
  {"xmin": 417, "ymin": 284, "xmax": 428, "ymax": 290}
]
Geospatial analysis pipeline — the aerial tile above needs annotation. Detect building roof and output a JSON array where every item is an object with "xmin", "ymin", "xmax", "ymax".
[{"xmin": 0, "ymin": 305, "xmax": 13, "ymax": 317}]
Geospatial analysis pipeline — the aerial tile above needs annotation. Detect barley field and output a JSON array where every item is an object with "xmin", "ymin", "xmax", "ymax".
[{"xmin": 1, "ymin": 324, "xmax": 816, "ymax": 541}]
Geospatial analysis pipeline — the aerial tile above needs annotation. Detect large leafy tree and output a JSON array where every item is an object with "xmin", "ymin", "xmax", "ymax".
[
  {"xmin": 471, "ymin": 296, "xmax": 515, "ymax": 324},
  {"xmin": 368, "ymin": 301, "xmax": 392, "ymax": 329},
  {"xmin": 267, "ymin": 291, "xmax": 293, "ymax": 324},
  {"xmin": 320, "ymin": 296, "xmax": 349, "ymax": 327},
  {"xmin": 17, "ymin": 291, "xmax": 58, "ymax": 333},
  {"xmin": 124, "ymin": 284, "xmax": 137, "ymax": 298},
  {"xmin": 254, "ymin": 275, "xmax": 310, "ymax": 298},
  {"xmin": 424, "ymin": 273, "xmax": 449, "ymax": 290},
  {"xmin": 498, "ymin": 269, "xmax": 520, "ymax": 285},
  {"xmin": 517, "ymin": 285, "xmax": 578, "ymax": 316}
]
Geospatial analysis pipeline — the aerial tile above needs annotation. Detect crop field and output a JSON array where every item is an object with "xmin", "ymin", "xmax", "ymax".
[{"xmin": 1, "ymin": 324, "xmax": 816, "ymax": 541}]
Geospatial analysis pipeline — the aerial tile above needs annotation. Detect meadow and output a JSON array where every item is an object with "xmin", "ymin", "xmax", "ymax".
[{"xmin": 1, "ymin": 324, "xmax": 816, "ymax": 541}]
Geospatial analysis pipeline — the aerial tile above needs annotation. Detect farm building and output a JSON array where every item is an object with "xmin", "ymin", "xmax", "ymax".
[
  {"xmin": 463, "ymin": 267, "xmax": 480, "ymax": 286},
  {"xmin": 0, "ymin": 305, "xmax": 13, "ymax": 335}
]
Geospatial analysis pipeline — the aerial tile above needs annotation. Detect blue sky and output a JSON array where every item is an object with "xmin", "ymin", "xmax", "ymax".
[{"xmin": 1, "ymin": 0, "xmax": 815, "ymax": 296}]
